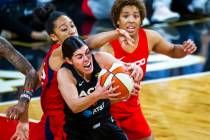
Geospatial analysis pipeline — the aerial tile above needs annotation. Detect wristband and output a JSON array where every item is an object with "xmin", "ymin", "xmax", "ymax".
[{"xmin": 19, "ymin": 90, "xmax": 33, "ymax": 103}]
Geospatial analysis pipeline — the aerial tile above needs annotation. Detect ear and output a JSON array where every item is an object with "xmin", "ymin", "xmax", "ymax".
[
  {"xmin": 50, "ymin": 34, "xmax": 58, "ymax": 42},
  {"xmin": 117, "ymin": 20, "xmax": 119, "ymax": 26},
  {"xmin": 66, "ymin": 58, "xmax": 73, "ymax": 65}
]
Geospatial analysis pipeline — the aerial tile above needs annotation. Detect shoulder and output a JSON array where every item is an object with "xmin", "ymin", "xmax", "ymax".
[
  {"xmin": 144, "ymin": 29, "xmax": 161, "ymax": 38},
  {"xmin": 49, "ymin": 47, "xmax": 63, "ymax": 71},
  {"xmin": 57, "ymin": 67, "xmax": 76, "ymax": 84},
  {"xmin": 144, "ymin": 29, "xmax": 163, "ymax": 51}
]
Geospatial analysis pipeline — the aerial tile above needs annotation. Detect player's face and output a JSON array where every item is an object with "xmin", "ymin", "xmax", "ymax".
[
  {"xmin": 71, "ymin": 45, "xmax": 93, "ymax": 77},
  {"xmin": 117, "ymin": 5, "xmax": 141, "ymax": 36},
  {"xmin": 51, "ymin": 15, "xmax": 79, "ymax": 44}
]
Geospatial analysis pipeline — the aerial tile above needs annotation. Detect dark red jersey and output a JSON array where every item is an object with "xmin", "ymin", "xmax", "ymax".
[{"xmin": 40, "ymin": 44, "xmax": 65, "ymax": 114}]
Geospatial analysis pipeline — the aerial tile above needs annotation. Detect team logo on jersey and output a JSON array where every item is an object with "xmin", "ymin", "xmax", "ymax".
[
  {"xmin": 93, "ymin": 102, "xmax": 105, "ymax": 115},
  {"xmin": 78, "ymin": 81, "xmax": 84, "ymax": 86},
  {"xmin": 83, "ymin": 110, "xmax": 92, "ymax": 118}
]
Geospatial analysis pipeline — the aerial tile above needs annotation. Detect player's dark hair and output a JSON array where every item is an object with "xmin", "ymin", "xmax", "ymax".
[
  {"xmin": 33, "ymin": 4, "xmax": 66, "ymax": 34},
  {"xmin": 62, "ymin": 36, "xmax": 86, "ymax": 59}
]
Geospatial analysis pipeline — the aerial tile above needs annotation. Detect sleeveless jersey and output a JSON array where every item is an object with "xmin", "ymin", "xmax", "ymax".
[
  {"xmin": 110, "ymin": 28, "xmax": 149, "ymax": 114},
  {"xmin": 40, "ymin": 44, "xmax": 65, "ymax": 113},
  {"xmin": 62, "ymin": 54, "xmax": 111, "ymax": 132}
]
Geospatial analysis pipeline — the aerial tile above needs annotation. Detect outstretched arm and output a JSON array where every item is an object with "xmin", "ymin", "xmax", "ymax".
[
  {"xmin": 0, "ymin": 37, "xmax": 38, "ymax": 120},
  {"xmin": 86, "ymin": 28, "xmax": 134, "ymax": 50},
  {"xmin": 146, "ymin": 29, "xmax": 197, "ymax": 58}
]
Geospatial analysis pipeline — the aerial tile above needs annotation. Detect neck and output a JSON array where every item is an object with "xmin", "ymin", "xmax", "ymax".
[{"xmin": 76, "ymin": 68, "xmax": 91, "ymax": 82}]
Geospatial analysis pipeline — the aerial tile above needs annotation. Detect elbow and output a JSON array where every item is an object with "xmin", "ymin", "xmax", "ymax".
[{"xmin": 70, "ymin": 105, "xmax": 82, "ymax": 113}]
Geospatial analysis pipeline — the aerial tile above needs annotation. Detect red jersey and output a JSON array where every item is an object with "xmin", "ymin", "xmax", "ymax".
[
  {"xmin": 40, "ymin": 44, "xmax": 65, "ymax": 113},
  {"xmin": 110, "ymin": 28, "xmax": 149, "ymax": 114}
]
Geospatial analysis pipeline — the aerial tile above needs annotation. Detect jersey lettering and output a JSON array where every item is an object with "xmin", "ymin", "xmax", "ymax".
[
  {"xmin": 93, "ymin": 102, "xmax": 105, "ymax": 115},
  {"xmin": 79, "ymin": 87, "xmax": 95, "ymax": 97},
  {"xmin": 133, "ymin": 58, "xmax": 146, "ymax": 66}
]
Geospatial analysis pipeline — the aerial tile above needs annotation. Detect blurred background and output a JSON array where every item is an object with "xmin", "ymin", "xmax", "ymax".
[{"xmin": 0, "ymin": 0, "xmax": 210, "ymax": 139}]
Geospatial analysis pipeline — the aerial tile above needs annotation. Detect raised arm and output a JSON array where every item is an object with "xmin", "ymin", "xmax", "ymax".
[
  {"xmin": 0, "ymin": 37, "xmax": 38, "ymax": 121},
  {"xmin": 86, "ymin": 28, "xmax": 134, "ymax": 50},
  {"xmin": 146, "ymin": 29, "xmax": 197, "ymax": 58}
]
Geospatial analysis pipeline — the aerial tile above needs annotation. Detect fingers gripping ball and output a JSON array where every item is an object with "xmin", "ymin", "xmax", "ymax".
[{"xmin": 98, "ymin": 62, "xmax": 134, "ymax": 98}]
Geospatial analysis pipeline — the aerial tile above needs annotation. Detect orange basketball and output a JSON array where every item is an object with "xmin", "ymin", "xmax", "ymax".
[{"xmin": 98, "ymin": 62, "xmax": 134, "ymax": 98}]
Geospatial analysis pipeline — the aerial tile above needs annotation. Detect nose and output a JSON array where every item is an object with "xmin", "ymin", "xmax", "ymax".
[
  {"xmin": 128, "ymin": 15, "xmax": 135, "ymax": 22},
  {"xmin": 83, "ymin": 55, "xmax": 89, "ymax": 61},
  {"xmin": 68, "ymin": 29, "xmax": 75, "ymax": 36}
]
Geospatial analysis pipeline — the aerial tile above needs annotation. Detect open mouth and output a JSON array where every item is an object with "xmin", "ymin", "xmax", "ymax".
[
  {"xmin": 84, "ymin": 62, "xmax": 92, "ymax": 71},
  {"xmin": 127, "ymin": 26, "xmax": 135, "ymax": 33}
]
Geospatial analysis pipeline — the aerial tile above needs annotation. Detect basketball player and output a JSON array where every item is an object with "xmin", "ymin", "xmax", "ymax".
[
  {"xmin": 58, "ymin": 36, "xmax": 139, "ymax": 140},
  {"xmin": 89, "ymin": 0, "xmax": 197, "ymax": 140},
  {"xmin": 6, "ymin": 4, "xmax": 141, "ymax": 140},
  {"xmin": 0, "ymin": 36, "xmax": 38, "ymax": 140}
]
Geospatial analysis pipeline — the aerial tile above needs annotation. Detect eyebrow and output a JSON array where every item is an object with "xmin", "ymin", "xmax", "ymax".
[
  {"xmin": 73, "ymin": 47, "xmax": 89, "ymax": 57},
  {"xmin": 121, "ymin": 11, "xmax": 139, "ymax": 14},
  {"xmin": 59, "ymin": 21, "xmax": 73, "ymax": 28}
]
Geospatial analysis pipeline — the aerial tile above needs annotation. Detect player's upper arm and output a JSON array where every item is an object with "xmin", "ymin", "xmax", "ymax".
[
  {"xmin": 146, "ymin": 29, "xmax": 174, "ymax": 56},
  {"xmin": 57, "ymin": 68, "xmax": 79, "ymax": 109}
]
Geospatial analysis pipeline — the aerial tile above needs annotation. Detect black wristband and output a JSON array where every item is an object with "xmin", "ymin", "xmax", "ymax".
[{"xmin": 19, "ymin": 90, "xmax": 33, "ymax": 103}]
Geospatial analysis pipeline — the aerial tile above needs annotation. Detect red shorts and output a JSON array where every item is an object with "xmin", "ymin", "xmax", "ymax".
[
  {"xmin": 0, "ymin": 110, "xmax": 66, "ymax": 140},
  {"xmin": 0, "ymin": 116, "xmax": 36, "ymax": 140},
  {"xmin": 30, "ymin": 111, "xmax": 66, "ymax": 140},
  {"xmin": 111, "ymin": 97, "xmax": 151, "ymax": 140}
]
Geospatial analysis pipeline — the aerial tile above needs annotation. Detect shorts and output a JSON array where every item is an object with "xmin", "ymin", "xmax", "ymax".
[
  {"xmin": 30, "ymin": 111, "xmax": 66, "ymax": 140},
  {"xmin": 111, "ymin": 106, "xmax": 151, "ymax": 140},
  {"xmin": 0, "ymin": 111, "xmax": 66, "ymax": 140},
  {"xmin": 67, "ymin": 119, "xmax": 128, "ymax": 140},
  {"xmin": 0, "ymin": 116, "xmax": 36, "ymax": 140}
]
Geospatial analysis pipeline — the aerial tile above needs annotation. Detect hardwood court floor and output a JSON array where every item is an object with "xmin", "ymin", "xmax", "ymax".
[
  {"xmin": 141, "ymin": 72, "xmax": 210, "ymax": 140},
  {"xmin": 0, "ymin": 72, "xmax": 209, "ymax": 140}
]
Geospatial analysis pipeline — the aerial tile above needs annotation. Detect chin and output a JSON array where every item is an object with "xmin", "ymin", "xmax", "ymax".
[{"xmin": 85, "ymin": 69, "xmax": 93, "ymax": 75}]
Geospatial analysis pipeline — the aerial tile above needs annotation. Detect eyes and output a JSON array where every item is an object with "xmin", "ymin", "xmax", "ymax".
[
  {"xmin": 122, "ymin": 13, "xmax": 140, "ymax": 19},
  {"xmin": 60, "ymin": 23, "xmax": 76, "ymax": 32},
  {"xmin": 74, "ymin": 49, "xmax": 91, "ymax": 60}
]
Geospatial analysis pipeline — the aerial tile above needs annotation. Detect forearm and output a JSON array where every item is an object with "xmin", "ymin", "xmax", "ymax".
[
  {"xmin": 86, "ymin": 30, "xmax": 119, "ymax": 49},
  {"xmin": 170, "ymin": 44, "xmax": 188, "ymax": 58},
  {"xmin": 19, "ymin": 69, "xmax": 38, "ymax": 104},
  {"xmin": 19, "ymin": 104, "xmax": 29, "ymax": 123},
  {"xmin": 69, "ymin": 92, "xmax": 99, "ymax": 113}
]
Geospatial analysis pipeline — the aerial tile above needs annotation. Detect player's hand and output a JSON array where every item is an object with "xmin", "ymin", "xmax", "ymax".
[
  {"xmin": 130, "ymin": 82, "xmax": 141, "ymax": 96},
  {"xmin": 6, "ymin": 102, "xmax": 27, "ymax": 120},
  {"xmin": 125, "ymin": 63, "xmax": 143, "ymax": 83},
  {"xmin": 10, "ymin": 122, "xmax": 29, "ymax": 140},
  {"xmin": 95, "ymin": 78, "xmax": 121, "ymax": 100},
  {"xmin": 116, "ymin": 28, "xmax": 135, "ymax": 48},
  {"xmin": 182, "ymin": 39, "xmax": 197, "ymax": 54}
]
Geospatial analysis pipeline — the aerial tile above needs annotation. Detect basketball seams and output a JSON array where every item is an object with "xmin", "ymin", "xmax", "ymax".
[
  {"xmin": 98, "ymin": 62, "xmax": 134, "ymax": 98},
  {"xmin": 115, "ymin": 73, "xmax": 134, "ymax": 93},
  {"xmin": 112, "ymin": 76, "xmax": 130, "ymax": 98}
]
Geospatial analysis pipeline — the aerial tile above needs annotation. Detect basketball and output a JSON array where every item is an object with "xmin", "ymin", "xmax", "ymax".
[{"xmin": 98, "ymin": 62, "xmax": 134, "ymax": 98}]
